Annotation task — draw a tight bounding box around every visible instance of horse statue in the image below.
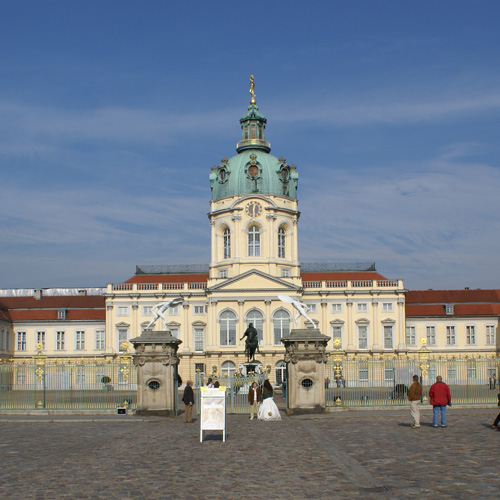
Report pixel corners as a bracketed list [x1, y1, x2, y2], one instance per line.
[240, 323, 260, 362]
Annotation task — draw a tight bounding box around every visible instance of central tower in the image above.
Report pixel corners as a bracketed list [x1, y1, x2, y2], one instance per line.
[208, 77, 301, 286]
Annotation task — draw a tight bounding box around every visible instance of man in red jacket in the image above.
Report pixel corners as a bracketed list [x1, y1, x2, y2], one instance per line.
[429, 375, 451, 427]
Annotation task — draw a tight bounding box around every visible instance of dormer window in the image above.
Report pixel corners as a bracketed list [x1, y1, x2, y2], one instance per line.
[57, 309, 66, 320]
[445, 304, 454, 315]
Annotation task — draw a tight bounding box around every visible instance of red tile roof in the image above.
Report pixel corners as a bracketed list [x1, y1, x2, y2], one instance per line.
[0, 295, 105, 322]
[406, 289, 500, 317]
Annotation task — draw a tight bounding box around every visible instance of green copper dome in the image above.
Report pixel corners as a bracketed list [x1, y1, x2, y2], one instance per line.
[210, 85, 299, 202]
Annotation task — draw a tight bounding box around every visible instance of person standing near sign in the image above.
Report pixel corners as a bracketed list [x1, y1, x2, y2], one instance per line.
[248, 381, 262, 420]
[182, 380, 194, 423]
[408, 375, 423, 429]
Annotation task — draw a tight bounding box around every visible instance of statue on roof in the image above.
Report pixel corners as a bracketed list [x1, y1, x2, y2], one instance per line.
[278, 294, 317, 329]
[249, 75, 256, 105]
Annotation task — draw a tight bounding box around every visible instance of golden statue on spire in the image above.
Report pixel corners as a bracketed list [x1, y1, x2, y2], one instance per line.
[249, 75, 256, 105]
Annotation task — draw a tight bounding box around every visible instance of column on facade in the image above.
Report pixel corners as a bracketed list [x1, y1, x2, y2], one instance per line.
[182, 303, 190, 351]
[266, 214, 276, 259]
[264, 299, 272, 346]
[397, 299, 405, 350]
[231, 214, 241, 266]
[371, 299, 379, 350]
[210, 219, 217, 264]
[321, 299, 328, 339]
[131, 301, 139, 337]
[346, 299, 354, 350]
[292, 218, 298, 262]
[207, 299, 217, 348]
[105, 302, 114, 356]
[238, 299, 245, 348]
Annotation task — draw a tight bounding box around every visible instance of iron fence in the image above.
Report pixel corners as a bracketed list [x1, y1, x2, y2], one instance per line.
[0, 359, 137, 410]
[325, 356, 500, 407]
[194, 372, 267, 414]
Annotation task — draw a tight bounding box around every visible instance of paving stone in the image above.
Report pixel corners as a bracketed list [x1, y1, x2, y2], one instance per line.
[0, 408, 498, 499]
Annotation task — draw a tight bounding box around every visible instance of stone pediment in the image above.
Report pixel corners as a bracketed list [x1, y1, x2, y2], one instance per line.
[209, 269, 300, 293]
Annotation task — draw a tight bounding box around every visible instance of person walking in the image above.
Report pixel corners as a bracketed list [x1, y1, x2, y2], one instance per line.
[182, 380, 194, 423]
[408, 374, 423, 429]
[429, 375, 451, 427]
[248, 381, 262, 420]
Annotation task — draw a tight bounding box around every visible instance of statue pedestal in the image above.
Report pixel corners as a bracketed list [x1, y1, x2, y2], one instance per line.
[240, 361, 263, 376]
[130, 330, 182, 417]
[281, 329, 330, 415]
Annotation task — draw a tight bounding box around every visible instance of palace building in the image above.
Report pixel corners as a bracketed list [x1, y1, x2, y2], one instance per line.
[0, 84, 498, 383]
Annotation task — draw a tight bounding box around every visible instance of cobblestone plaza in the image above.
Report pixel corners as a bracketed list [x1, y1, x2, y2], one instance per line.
[1, 407, 498, 499]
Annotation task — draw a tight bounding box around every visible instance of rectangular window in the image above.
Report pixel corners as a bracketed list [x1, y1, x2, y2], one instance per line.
[445, 304, 454, 315]
[467, 366, 477, 379]
[57, 309, 66, 319]
[193, 305, 206, 314]
[0, 329, 4, 350]
[76, 367, 85, 385]
[486, 325, 496, 345]
[405, 326, 416, 346]
[426, 326, 436, 346]
[16, 332, 26, 351]
[332, 326, 342, 343]
[56, 331, 65, 350]
[446, 326, 456, 345]
[331, 303, 343, 313]
[280, 268, 291, 278]
[218, 269, 228, 279]
[143, 306, 153, 316]
[195, 363, 205, 374]
[75, 331, 85, 350]
[117, 306, 128, 316]
[194, 327, 204, 352]
[359, 365, 369, 381]
[466, 325, 476, 345]
[306, 304, 317, 313]
[447, 365, 457, 380]
[357, 303, 368, 313]
[167, 306, 179, 315]
[95, 330, 105, 350]
[117, 329, 128, 352]
[358, 326, 368, 349]
[36, 331, 46, 348]
[383, 326, 393, 349]
[384, 368, 394, 381]
[382, 303, 393, 312]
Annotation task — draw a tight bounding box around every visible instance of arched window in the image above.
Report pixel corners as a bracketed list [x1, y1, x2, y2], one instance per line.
[273, 309, 290, 345]
[245, 309, 264, 345]
[223, 228, 231, 259]
[220, 310, 237, 346]
[221, 360, 236, 377]
[275, 360, 287, 385]
[278, 227, 286, 258]
[248, 226, 260, 257]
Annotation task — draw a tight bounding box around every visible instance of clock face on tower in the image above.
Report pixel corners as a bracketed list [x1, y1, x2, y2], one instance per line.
[245, 201, 262, 217]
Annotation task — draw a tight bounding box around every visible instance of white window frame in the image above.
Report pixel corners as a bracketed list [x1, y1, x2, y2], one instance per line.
[278, 227, 286, 258]
[331, 303, 343, 313]
[446, 326, 456, 345]
[306, 304, 317, 313]
[17, 331, 26, 351]
[95, 330, 105, 350]
[357, 303, 368, 313]
[117, 306, 129, 317]
[445, 304, 454, 315]
[273, 309, 290, 345]
[383, 325, 393, 349]
[358, 325, 368, 349]
[382, 302, 393, 312]
[223, 228, 231, 259]
[218, 269, 228, 279]
[36, 331, 46, 348]
[405, 326, 416, 346]
[426, 326, 436, 346]
[193, 305, 206, 315]
[331, 325, 343, 345]
[142, 306, 153, 316]
[75, 331, 85, 351]
[280, 268, 291, 278]
[219, 310, 237, 346]
[57, 309, 66, 320]
[56, 331, 65, 350]
[221, 360, 236, 377]
[486, 325, 496, 345]
[117, 328, 128, 352]
[248, 226, 261, 257]
[194, 327, 205, 352]
[167, 306, 180, 315]
[466, 325, 476, 345]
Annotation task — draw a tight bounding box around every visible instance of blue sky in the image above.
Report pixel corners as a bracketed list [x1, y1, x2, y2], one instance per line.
[1, 1, 499, 291]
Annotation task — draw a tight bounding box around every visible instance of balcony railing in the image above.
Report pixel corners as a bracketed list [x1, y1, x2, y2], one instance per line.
[303, 279, 402, 290]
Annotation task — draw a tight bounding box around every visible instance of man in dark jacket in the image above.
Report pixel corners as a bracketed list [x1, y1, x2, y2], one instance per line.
[182, 380, 194, 423]
[429, 376, 451, 427]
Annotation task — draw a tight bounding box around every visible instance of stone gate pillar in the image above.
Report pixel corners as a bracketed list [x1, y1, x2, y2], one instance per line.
[130, 330, 182, 417]
[281, 329, 330, 415]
